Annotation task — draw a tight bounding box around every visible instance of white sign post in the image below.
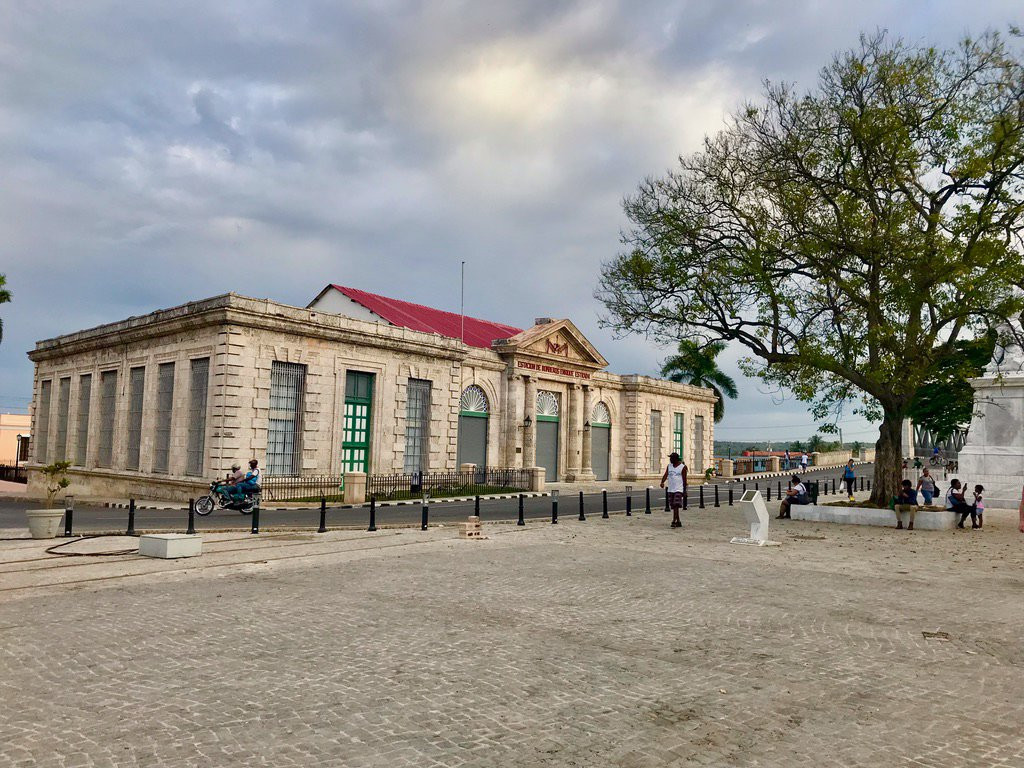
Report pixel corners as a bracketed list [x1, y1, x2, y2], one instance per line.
[731, 490, 779, 546]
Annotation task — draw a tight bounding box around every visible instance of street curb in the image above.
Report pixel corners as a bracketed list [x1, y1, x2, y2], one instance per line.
[102, 491, 550, 512]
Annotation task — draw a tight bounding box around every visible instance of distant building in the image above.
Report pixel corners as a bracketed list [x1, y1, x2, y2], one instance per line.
[0, 413, 30, 465]
[26, 286, 715, 500]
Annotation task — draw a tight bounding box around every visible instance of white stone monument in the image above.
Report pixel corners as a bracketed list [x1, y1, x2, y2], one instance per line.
[731, 490, 779, 546]
[956, 324, 1024, 509]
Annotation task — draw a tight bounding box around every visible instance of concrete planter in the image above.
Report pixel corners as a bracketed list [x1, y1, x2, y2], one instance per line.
[790, 503, 955, 530]
[25, 508, 65, 539]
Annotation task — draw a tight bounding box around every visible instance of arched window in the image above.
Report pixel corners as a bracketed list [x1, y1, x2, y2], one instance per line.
[591, 401, 611, 425]
[459, 385, 489, 415]
[536, 391, 559, 418]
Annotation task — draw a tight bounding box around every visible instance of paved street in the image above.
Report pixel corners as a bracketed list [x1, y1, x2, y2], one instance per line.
[1, 498, 1021, 767]
[0, 465, 867, 533]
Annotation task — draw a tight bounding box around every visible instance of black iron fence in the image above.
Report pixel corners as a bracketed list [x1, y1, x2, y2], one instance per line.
[261, 474, 345, 502]
[368, 468, 530, 502]
[0, 464, 27, 483]
[261, 468, 531, 503]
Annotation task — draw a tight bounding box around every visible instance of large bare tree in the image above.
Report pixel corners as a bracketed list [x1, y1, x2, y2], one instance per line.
[598, 31, 1024, 505]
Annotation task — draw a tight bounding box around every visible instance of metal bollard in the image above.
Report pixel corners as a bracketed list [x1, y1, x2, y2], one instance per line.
[187, 498, 196, 535]
[767, 484, 772, 502]
[683, 485, 688, 510]
[551, 490, 559, 524]
[63, 496, 74, 537]
[421, 498, 429, 531]
[699, 486, 705, 509]
[778, 480, 782, 498]
[832, 478, 836, 495]
[664, 488, 669, 511]
[250, 502, 260, 534]
[743, 482, 747, 492]
[578, 491, 586, 521]
[368, 496, 378, 532]
[714, 484, 720, 507]
[602, 489, 609, 519]
[728, 487, 734, 506]
[626, 493, 632, 516]
[318, 497, 327, 533]
[475, 494, 480, 518]
[860, 477, 864, 492]
[126, 498, 136, 536]
[517, 494, 525, 526]
[867, 479, 871, 492]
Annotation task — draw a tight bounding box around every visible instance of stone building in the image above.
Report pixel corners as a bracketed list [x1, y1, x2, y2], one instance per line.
[26, 286, 715, 500]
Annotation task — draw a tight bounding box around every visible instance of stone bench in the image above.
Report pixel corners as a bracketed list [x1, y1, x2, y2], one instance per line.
[789, 503, 955, 530]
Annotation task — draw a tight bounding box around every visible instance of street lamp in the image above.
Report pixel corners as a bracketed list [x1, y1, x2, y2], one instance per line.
[524, 414, 532, 428]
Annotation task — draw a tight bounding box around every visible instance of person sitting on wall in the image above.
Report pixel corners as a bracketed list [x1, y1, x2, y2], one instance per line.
[230, 459, 261, 502]
[777, 475, 810, 520]
[945, 479, 975, 529]
[895, 479, 919, 530]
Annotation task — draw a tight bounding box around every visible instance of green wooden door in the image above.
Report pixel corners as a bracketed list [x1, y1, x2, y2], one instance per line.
[342, 372, 374, 473]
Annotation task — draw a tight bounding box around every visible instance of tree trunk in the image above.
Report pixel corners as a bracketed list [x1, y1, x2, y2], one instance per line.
[871, 412, 904, 507]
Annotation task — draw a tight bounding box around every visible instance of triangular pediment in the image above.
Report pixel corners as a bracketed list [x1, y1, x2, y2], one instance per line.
[493, 319, 608, 369]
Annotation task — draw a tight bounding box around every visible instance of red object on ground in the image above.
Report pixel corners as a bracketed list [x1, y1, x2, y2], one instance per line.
[332, 285, 523, 349]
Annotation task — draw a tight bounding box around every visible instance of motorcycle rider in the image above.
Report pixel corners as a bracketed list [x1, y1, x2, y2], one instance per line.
[226, 463, 245, 485]
[229, 459, 261, 503]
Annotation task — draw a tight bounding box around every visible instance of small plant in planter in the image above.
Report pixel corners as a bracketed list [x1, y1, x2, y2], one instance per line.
[40, 461, 72, 508]
[25, 461, 72, 539]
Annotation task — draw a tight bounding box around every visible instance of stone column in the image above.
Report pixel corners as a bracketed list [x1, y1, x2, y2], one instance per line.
[564, 384, 581, 480]
[580, 385, 594, 477]
[522, 376, 537, 469]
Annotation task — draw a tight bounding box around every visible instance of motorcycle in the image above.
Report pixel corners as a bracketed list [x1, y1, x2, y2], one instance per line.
[195, 481, 261, 516]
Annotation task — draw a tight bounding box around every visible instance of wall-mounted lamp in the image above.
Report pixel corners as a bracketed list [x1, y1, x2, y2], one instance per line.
[583, 421, 591, 431]
[524, 415, 533, 428]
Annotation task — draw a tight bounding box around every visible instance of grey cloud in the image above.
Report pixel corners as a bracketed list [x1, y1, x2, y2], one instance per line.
[1, 0, 1019, 441]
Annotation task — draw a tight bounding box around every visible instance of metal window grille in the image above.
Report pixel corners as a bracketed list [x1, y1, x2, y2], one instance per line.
[35, 380, 52, 464]
[403, 379, 431, 473]
[97, 370, 118, 467]
[153, 363, 174, 474]
[673, 412, 684, 456]
[75, 374, 91, 465]
[267, 361, 306, 475]
[54, 377, 71, 461]
[126, 366, 146, 470]
[650, 410, 662, 472]
[186, 358, 210, 476]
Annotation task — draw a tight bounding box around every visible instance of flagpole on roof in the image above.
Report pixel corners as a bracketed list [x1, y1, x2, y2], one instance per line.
[460, 261, 466, 344]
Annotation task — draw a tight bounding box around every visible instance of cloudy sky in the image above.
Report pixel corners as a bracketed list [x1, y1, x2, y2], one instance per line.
[1, 0, 1019, 444]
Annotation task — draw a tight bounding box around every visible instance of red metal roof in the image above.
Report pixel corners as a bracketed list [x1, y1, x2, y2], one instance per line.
[331, 285, 523, 349]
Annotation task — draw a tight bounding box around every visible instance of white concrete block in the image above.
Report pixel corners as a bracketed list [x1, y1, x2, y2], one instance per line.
[790, 504, 955, 530]
[139, 534, 203, 559]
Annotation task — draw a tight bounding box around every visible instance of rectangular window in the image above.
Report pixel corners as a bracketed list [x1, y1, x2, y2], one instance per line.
[75, 374, 92, 465]
[186, 358, 210, 476]
[267, 361, 306, 475]
[126, 366, 146, 470]
[97, 370, 118, 467]
[153, 363, 175, 474]
[36, 380, 52, 463]
[673, 412, 684, 457]
[650, 410, 662, 473]
[403, 379, 431, 473]
[342, 371, 374, 473]
[54, 377, 71, 461]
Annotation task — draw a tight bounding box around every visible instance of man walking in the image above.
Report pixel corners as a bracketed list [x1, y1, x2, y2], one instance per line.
[800, 452, 809, 471]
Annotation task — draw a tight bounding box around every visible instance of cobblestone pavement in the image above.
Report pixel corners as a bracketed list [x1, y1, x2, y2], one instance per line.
[1, 505, 1022, 767]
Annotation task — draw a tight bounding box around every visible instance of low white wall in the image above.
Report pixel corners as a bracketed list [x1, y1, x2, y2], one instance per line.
[790, 503, 955, 530]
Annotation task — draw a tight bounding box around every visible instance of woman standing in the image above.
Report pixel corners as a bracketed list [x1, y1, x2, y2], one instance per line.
[842, 460, 856, 501]
[916, 468, 936, 506]
[660, 452, 688, 528]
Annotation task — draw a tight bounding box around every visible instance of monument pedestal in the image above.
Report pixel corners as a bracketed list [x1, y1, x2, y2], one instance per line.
[957, 373, 1024, 509]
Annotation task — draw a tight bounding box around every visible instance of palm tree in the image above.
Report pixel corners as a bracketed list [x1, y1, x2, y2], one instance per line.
[660, 340, 738, 422]
[0, 274, 9, 345]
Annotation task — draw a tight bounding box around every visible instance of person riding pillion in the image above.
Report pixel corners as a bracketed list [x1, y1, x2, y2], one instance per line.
[231, 459, 261, 501]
